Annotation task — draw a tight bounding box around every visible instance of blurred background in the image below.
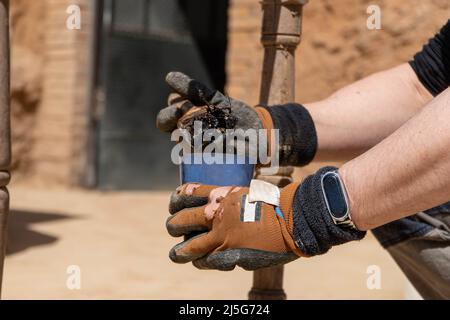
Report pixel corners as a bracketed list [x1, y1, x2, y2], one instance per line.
[3, 0, 449, 299]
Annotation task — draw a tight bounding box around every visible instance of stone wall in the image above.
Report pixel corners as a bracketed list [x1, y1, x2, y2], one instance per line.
[10, 0, 45, 178]
[11, 0, 91, 186]
[226, 0, 449, 177]
[227, 0, 449, 104]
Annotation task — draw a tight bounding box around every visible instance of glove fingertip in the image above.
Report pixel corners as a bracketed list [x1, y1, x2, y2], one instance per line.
[166, 214, 209, 237]
[165, 71, 186, 84]
[165, 216, 179, 237]
[169, 243, 198, 264]
[165, 71, 191, 96]
[168, 192, 184, 215]
[169, 247, 186, 263]
[169, 192, 209, 215]
[193, 253, 237, 271]
[156, 105, 182, 132]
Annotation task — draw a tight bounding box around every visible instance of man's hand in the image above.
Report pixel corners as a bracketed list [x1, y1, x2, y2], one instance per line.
[166, 182, 302, 271]
[156, 71, 318, 167]
[166, 167, 367, 270]
[156, 72, 263, 133]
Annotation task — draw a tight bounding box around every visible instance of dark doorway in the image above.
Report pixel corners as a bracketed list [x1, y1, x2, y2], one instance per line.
[98, 0, 229, 189]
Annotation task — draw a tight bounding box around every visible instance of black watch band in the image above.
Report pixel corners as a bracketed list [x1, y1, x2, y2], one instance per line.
[320, 171, 357, 229]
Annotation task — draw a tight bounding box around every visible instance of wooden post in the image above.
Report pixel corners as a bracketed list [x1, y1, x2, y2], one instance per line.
[0, 0, 10, 298]
[248, 0, 307, 300]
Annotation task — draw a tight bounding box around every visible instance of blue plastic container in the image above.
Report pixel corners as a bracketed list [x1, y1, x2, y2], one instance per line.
[180, 153, 255, 186]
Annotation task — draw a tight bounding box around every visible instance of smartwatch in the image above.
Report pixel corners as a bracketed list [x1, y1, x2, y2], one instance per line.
[320, 171, 357, 229]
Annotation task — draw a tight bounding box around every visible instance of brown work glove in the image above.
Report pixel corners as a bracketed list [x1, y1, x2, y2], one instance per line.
[166, 181, 303, 271]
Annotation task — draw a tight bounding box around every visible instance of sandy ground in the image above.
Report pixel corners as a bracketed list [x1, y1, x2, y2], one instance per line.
[2, 185, 411, 300]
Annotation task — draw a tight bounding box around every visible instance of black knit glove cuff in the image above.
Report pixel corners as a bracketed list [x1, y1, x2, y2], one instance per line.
[292, 166, 366, 256]
[261, 104, 317, 167]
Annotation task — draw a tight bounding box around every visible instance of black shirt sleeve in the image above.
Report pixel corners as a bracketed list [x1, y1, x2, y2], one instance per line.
[409, 19, 450, 96]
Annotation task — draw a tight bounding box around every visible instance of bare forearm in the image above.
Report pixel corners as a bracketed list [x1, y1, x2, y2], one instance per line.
[305, 63, 432, 161]
[340, 88, 450, 231]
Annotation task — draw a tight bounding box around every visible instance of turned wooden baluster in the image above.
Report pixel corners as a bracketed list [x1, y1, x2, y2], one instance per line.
[249, 0, 307, 300]
[0, 0, 10, 298]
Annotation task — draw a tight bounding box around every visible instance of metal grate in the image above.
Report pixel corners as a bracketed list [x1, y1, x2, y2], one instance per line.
[104, 0, 190, 40]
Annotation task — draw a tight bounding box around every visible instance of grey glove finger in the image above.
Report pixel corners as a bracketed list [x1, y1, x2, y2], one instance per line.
[165, 71, 218, 106]
[167, 92, 184, 105]
[192, 249, 298, 271]
[156, 99, 194, 132]
[166, 206, 211, 237]
[168, 191, 209, 215]
[169, 232, 216, 263]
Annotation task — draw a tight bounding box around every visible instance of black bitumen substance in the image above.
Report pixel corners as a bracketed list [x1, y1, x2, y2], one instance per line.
[181, 104, 237, 136]
[194, 105, 237, 132]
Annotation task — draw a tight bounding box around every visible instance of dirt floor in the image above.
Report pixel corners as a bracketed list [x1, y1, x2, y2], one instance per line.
[2, 185, 415, 300]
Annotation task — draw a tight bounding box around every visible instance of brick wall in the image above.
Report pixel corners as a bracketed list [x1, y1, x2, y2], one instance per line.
[226, 0, 263, 105]
[30, 0, 92, 186]
[227, 0, 449, 104]
[226, 0, 449, 179]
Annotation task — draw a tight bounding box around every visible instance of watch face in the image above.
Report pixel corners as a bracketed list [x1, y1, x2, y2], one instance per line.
[322, 172, 348, 219]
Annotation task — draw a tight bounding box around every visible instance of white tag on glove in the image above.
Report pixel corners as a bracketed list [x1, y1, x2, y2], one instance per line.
[248, 179, 280, 206]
